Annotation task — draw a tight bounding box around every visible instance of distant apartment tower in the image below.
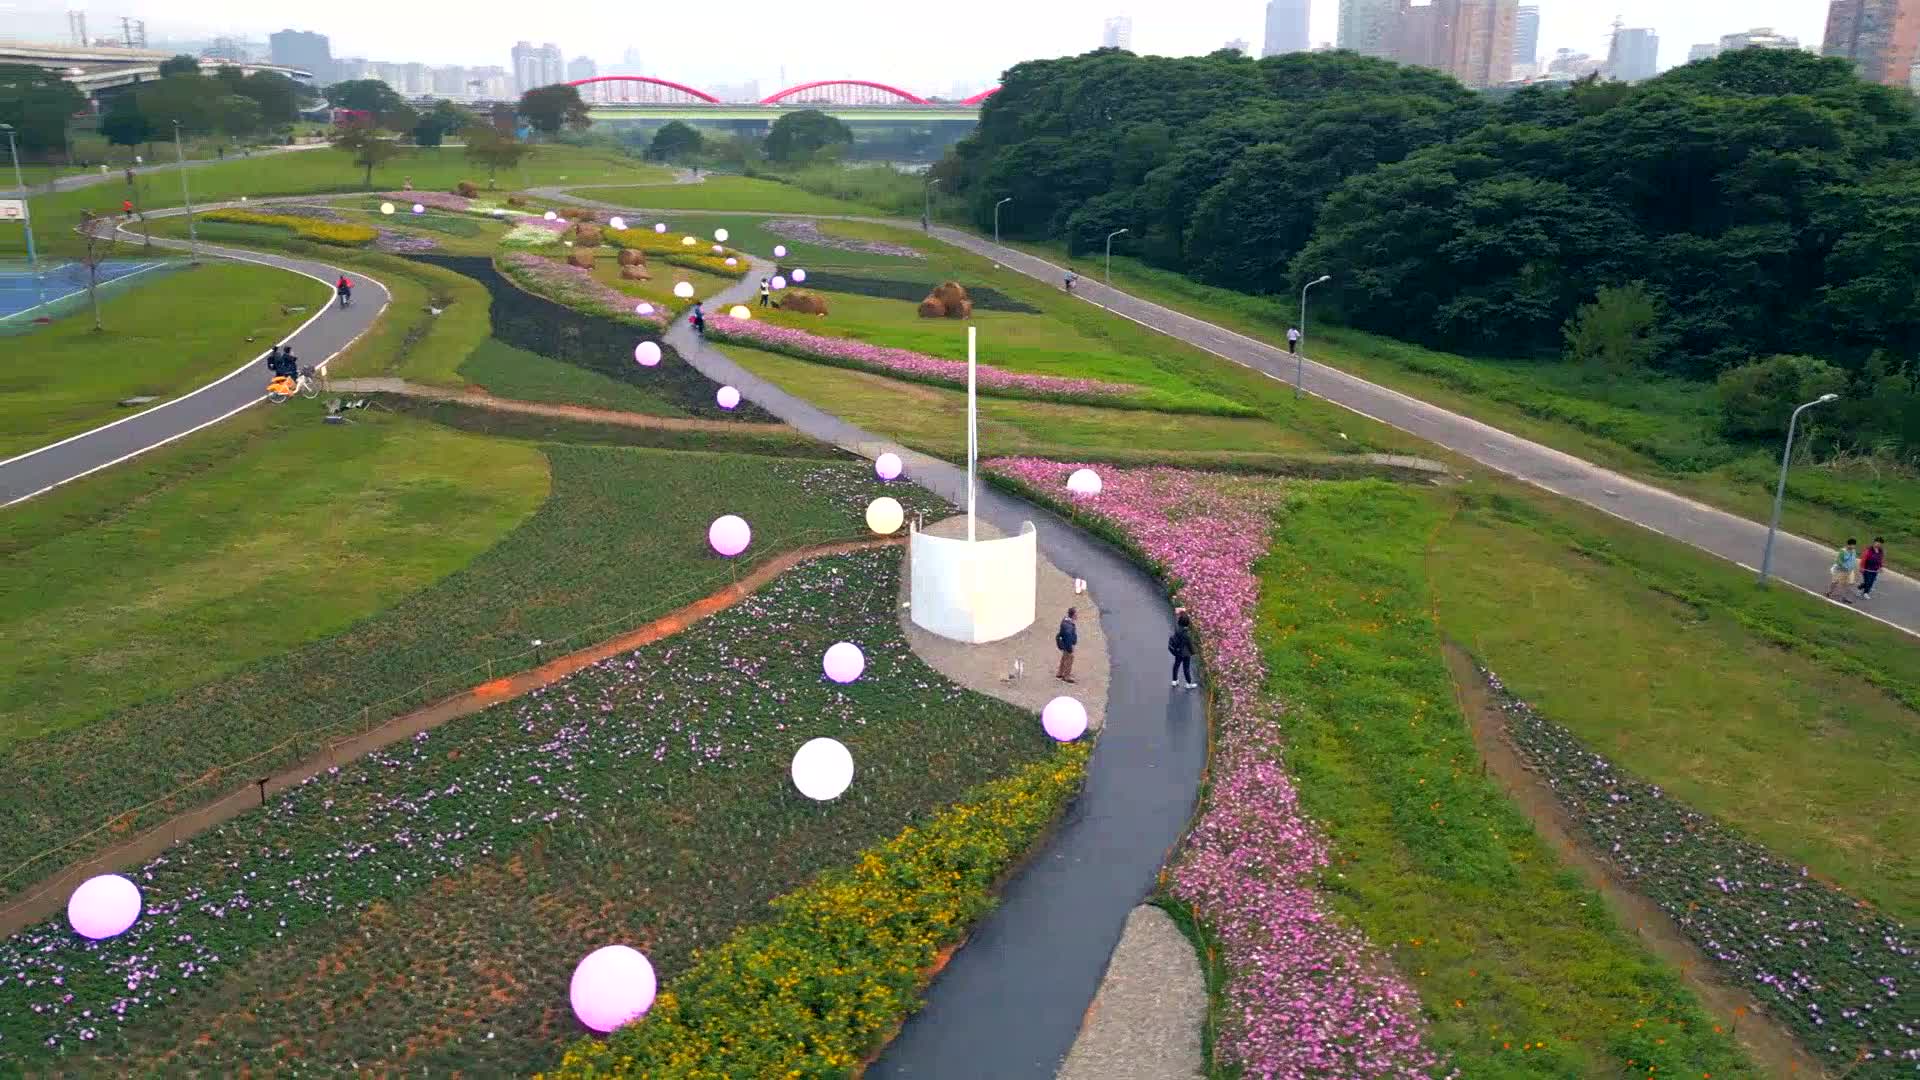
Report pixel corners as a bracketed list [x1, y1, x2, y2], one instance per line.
[1338, 0, 1398, 57]
[1721, 27, 1801, 51]
[1102, 15, 1133, 50]
[1263, 0, 1311, 56]
[1513, 4, 1539, 68]
[1391, 0, 1517, 88]
[511, 41, 540, 93]
[1607, 26, 1659, 81]
[270, 29, 333, 83]
[567, 55, 597, 82]
[1224, 38, 1252, 55]
[540, 43, 565, 85]
[1688, 43, 1722, 63]
[1823, 0, 1920, 87]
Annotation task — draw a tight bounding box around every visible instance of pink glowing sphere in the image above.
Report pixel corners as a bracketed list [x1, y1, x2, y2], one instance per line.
[411, 203, 425, 214]
[773, 244, 788, 258]
[1041, 696, 1088, 742]
[708, 514, 750, 556]
[609, 216, 627, 230]
[635, 302, 655, 316]
[716, 386, 741, 410]
[770, 275, 787, 290]
[724, 257, 738, 267]
[875, 452, 903, 481]
[823, 641, 866, 683]
[1066, 468, 1103, 497]
[792, 268, 807, 283]
[570, 945, 657, 1033]
[654, 222, 667, 233]
[634, 341, 662, 367]
[68, 874, 142, 940]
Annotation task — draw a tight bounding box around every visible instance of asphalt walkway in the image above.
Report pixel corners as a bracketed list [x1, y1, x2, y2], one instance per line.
[668, 263, 1208, 1078]
[0, 206, 388, 506]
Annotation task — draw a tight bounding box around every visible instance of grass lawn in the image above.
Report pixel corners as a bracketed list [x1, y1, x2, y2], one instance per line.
[16, 547, 1056, 1073]
[1430, 479, 1920, 919]
[581, 250, 738, 310]
[0, 439, 949, 895]
[642, 213, 927, 271]
[574, 176, 887, 215]
[0, 261, 317, 457]
[457, 336, 691, 416]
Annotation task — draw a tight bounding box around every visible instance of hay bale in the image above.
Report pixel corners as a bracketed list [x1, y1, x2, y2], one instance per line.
[455, 181, 479, 198]
[616, 248, 647, 267]
[571, 223, 603, 247]
[619, 264, 650, 281]
[783, 290, 829, 315]
[506, 193, 528, 207]
[944, 297, 973, 319]
[560, 207, 596, 222]
[917, 296, 946, 319]
[566, 249, 596, 269]
[931, 280, 970, 306]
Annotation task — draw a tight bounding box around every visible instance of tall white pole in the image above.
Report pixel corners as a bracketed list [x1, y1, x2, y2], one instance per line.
[967, 326, 977, 544]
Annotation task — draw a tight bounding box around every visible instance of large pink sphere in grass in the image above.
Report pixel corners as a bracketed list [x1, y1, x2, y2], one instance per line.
[570, 945, 657, 1033]
[716, 386, 741, 410]
[708, 514, 750, 556]
[1066, 468, 1103, 497]
[68, 874, 142, 940]
[823, 641, 866, 683]
[1042, 696, 1088, 742]
[792, 268, 807, 283]
[875, 452, 903, 481]
[654, 222, 668, 233]
[634, 341, 661, 367]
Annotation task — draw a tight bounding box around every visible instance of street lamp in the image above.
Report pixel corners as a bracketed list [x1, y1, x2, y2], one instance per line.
[1296, 274, 1332, 399]
[924, 177, 940, 233]
[172, 120, 198, 263]
[994, 196, 1011, 245]
[0, 123, 42, 309]
[1758, 392, 1840, 585]
[1104, 228, 1128, 283]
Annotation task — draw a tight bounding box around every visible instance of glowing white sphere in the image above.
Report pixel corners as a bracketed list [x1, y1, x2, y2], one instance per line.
[865, 496, 904, 535]
[1066, 468, 1103, 497]
[570, 945, 657, 1033]
[654, 222, 667, 233]
[544, 210, 558, 221]
[724, 257, 738, 267]
[875, 452, 903, 481]
[822, 641, 866, 683]
[728, 305, 751, 320]
[635, 302, 655, 316]
[711, 244, 724, 254]
[708, 514, 750, 556]
[1042, 696, 1089, 742]
[770, 275, 787, 290]
[634, 341, 662, 367]
[67, 874, 142, 940]
[792, 268, 807, 283]
[773, 244, 788, 258]
[412, 203, 425, 214]
[609, 215, 627, 230]
[681, 236, 697, 247]
[714, 227, 730, 241]
[673, 281, 695, 299]
[791, 737, 854, 801]
[716, 385, 741, 409]
[379, 202, 395, 215]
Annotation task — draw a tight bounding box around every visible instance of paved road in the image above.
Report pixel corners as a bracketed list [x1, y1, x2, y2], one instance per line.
[544, 186, 1920, 638]
[668, 262, 1208, 1078]
[0, 206, 389, 506]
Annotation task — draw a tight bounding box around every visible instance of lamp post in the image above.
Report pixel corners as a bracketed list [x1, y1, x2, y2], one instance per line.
[1296, 274, 1331, 399]
[923, 177, 939, 233]
[1758, 392, 1840, 585]
[994, 196, 1011, 245]
[1104, 227, 1128, 284]
[172, 120, 198, 263]
[0, 123, 42, 308]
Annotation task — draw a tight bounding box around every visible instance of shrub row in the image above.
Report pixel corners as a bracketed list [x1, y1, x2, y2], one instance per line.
[200, 208, 377, 247]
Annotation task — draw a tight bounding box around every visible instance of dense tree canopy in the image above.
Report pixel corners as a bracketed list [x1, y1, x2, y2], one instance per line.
[648, 120, 703, 163]
[0, 64, 86, 153]
[325, 79, 406, 120]
[941, 47, 1920, 448]
[517, 84, 590, 136]
[764, 110, 853, 164]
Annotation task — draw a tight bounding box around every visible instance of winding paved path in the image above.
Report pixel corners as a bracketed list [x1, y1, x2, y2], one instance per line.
[669, 261, 1208, 1077]
[0, 206, 388, 506]
[542, 186, 1920, 638]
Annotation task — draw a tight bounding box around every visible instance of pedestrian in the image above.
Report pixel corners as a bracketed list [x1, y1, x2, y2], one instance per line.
[1826, 537, 1860, 603]
[124, 166, 134, 186]
[217, 145, 224, 160]
[121, 198, 134, 220]
[264, 345, 284, 379]
[1064, 270, 1077, 293]
[1169, 614, 1197, 689]
[1054, 607, 1079, 683]
[1287, 326, 1301, 354]
[690, 302, 706, 336]
[1860, 537, 1886, 599]
[759, 278, 771, 307]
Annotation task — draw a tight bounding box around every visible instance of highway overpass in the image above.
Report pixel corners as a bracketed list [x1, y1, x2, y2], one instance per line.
[1, 40, 313, 101]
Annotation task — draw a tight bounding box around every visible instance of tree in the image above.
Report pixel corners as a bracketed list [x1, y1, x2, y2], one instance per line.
[0, 63, 87, 153]
[412, 100, 472, 148]
[517, 84, 589, 137]
[236, 70, 306, 125]
[764, 109, 853, 164]
[1717, 355, 1849, 439]
[1562, 282, 1666, 374]
[325, 79, 405, 117]
[98, 95, 152, 154]
[331, 123, 401, 188]
[648, 120, 703, 163]
[134, 74, 220, 137]
[157, 54, 200, 77]
[212, 94, 263, 137]
[463, 125, 530, 187]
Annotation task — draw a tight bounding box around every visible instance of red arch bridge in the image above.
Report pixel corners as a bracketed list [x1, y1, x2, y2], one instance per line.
[566, 75, 999, 110]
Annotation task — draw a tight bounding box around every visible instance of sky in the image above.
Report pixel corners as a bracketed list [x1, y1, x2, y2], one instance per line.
[2, 0, 1836, 94]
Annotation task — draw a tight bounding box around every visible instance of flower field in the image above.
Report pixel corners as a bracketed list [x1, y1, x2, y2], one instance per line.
[498, 251, 668, 327]
[603, 229, 750, 278]
[4, 547, 1062, 1072]
[375, 191, 473, 213]
[780, 270, 1040, 314]
[763, 218, 924, 259]
[199, 208, 376, 247]
[1483, 666, 1917, 1074]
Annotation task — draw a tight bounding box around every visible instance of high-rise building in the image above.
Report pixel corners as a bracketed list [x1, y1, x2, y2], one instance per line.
[1720, 27, 1800, 51]
[1688, 43, 1722, 62]
[1263, 0, 1311, 56]
[1224, 38, 1252, 55]
[1101, 15, 1133, 50]
[1390, 0, 1517, 88]
[511, 41, 540, 93]
[270, 29, 333, 82]
[1338, 0, 1398, 57]
[567, 55, 597, 82]
[609, 46, 643, 76]
[1547, 47, 1602, 77]
[540, 43, 565, 86]
[1513, 4, 1539, 68]
[1607, 25, 1660, 81]
[1823, 0, 1920, 88]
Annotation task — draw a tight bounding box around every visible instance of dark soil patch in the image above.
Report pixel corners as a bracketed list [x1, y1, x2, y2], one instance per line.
[781, 270, 1041, 314]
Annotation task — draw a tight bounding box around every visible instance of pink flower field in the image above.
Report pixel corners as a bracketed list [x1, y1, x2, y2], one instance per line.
[986, 458, 1450, 1079]
[376, 191, 472, 212]
[499, 252, 668, 326]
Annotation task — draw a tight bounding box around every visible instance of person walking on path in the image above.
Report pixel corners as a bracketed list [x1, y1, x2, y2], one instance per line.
[1826, 538, 1861, 603]
[1860, 538, 1886, 599]
[1287, 327, 1302, 354]
[1063, 270, 1077, 293]
[1169, 614, 1197, 689]
[335, 275, 353, 308]
[690, 302, 706, 336]
[1055, 607, 1079, 683]
[759, 278, 771, 307]
[121, 198, 135, 220]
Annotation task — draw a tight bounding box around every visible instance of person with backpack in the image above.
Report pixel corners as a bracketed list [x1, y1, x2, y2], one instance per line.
[1169, 614, 1197, 689]
[1054, 607, 1079, 683]
[1826, 538, 1861, 603]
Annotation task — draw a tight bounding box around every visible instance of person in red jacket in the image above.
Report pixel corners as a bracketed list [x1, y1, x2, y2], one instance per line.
[1860, 537, 1887, 599]
[121, 199, 134, 219]
[335, 276, 352, 308]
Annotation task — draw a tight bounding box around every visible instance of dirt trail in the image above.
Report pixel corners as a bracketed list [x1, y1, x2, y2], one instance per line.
[1442, 642, 1828, 1079]
[327, 378, 795, 434]
[0, 538, 898, 938]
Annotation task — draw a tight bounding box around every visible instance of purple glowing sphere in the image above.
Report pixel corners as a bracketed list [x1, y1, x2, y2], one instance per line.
[823, 642, 866, 684]
[634, 341, 662, 367]
[773, 244, 788, 258]
[716, 385, 741, 410]
[68, 874, 142, 940]
[792, 268, 807, 283]
[875, 452, 903, 481]
[1041, 696, 1088, 742]
[570, 945, 657, 1033]
[708, 514, 751, 557]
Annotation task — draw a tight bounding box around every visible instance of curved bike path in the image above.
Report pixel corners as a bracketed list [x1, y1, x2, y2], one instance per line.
[668, 260, 1208, 1078]
[543, 186, 1920, 639]
[0, 205, 389, 507]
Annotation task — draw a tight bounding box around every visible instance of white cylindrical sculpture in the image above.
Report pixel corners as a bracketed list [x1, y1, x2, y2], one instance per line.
[909, 522, 1039, 644]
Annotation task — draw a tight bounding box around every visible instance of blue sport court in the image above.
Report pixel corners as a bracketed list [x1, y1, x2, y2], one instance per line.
[0, 260, 173, 320]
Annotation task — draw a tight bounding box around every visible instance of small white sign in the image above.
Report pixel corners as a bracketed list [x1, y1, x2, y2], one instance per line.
[0, 200, 24, 222]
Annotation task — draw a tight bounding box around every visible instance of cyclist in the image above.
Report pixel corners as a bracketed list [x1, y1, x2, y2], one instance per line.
[335, 275, 353, 308]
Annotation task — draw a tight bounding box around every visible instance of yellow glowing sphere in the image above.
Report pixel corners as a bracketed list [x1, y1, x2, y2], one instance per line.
[728, 305, 751, 320]
[865, 497, 905, 536]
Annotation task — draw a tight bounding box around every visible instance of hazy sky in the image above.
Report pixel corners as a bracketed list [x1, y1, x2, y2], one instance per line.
[3, 0, 1835, 93]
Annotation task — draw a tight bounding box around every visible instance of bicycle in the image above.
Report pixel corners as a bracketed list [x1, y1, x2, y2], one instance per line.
[267, 366, 320, 402]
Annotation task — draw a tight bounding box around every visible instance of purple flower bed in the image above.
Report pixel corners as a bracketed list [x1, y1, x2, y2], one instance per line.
[376, 191, 472, 212]
[705, 318, 1135, 400]
[498, 252, 667, 327]
[375, 230, 438, 254]
[268, 204, 348, 223]
[987, 458, 1449, 1079]
[1484, 666, 1917, 1073]
[764, 218, 923, 259]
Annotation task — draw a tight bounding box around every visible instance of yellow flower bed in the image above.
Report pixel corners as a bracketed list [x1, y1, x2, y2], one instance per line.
[604, 230, 749, 278]
[201, 208, 378, 247]
[543, 743, 1089, 1079]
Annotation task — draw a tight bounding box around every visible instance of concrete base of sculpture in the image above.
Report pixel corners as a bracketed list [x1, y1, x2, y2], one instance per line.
[909, 515, 1037, 645]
